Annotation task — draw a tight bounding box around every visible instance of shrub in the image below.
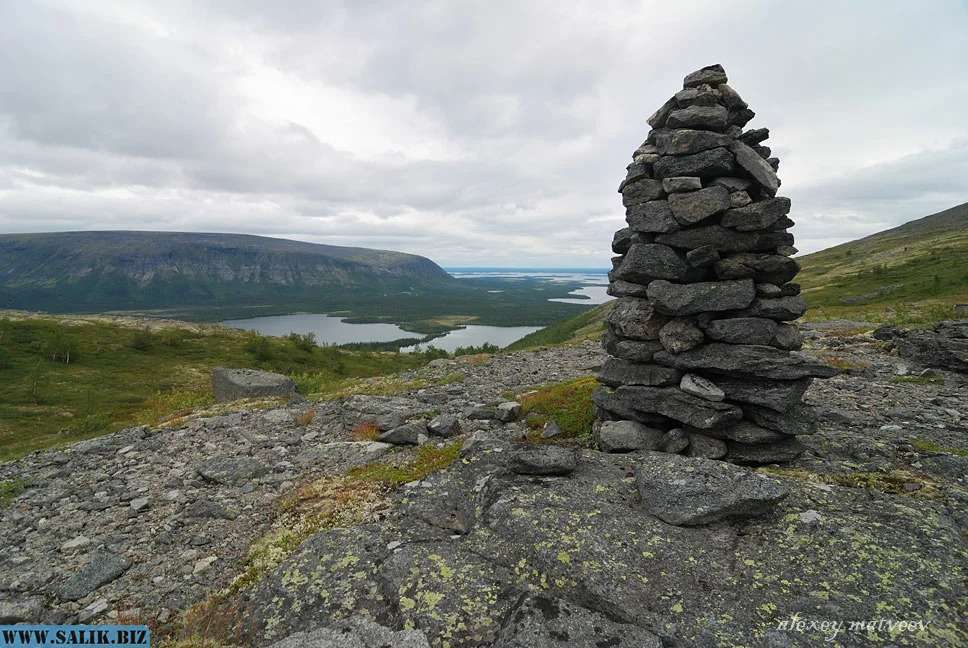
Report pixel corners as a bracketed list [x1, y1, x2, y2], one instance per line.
[129, 327, 154, 352]
[244, 334, 273, 363]
[294, 409, 316, 426]
[350, 421, 380, 441]
[349, 441, 462, 486]
[286, 332, 318, 353]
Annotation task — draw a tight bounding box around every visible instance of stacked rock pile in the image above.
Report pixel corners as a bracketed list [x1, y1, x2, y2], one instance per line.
[594, 64, 837, 464]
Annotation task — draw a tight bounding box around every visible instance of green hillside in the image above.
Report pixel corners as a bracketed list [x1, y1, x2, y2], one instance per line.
[507, 301, 613, 350]
[797, 202, 968, 324]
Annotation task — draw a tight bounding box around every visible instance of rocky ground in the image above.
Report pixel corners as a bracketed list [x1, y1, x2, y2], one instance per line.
[1, 326, 966, 647]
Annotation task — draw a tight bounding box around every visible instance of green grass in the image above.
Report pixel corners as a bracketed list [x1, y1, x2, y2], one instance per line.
[518, 376, 598, 445]
[797, 202, 968, 326]
[0, 316, 444, 462]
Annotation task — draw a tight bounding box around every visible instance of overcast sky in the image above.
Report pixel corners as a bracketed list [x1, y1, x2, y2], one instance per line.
[1, 1, 966, 267]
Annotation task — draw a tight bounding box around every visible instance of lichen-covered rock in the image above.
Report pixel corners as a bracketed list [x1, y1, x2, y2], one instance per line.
[634, 452, 787, 525]
[268, 618, 431, 648]
[212, 367, 297, 403]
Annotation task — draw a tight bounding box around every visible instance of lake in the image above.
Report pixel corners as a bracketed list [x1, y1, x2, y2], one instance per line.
[222, 313, 542, 350]
[222, 268, 610, 350]
[401, 325, 542, 353]
[222, 313, 413, 345]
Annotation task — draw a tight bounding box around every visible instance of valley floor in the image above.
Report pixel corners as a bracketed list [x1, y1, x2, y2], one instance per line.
[0, 328, 965, 646]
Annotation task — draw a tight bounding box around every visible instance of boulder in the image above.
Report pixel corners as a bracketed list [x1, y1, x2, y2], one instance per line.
[378, 422, 425, 446]
[896, 321, 968, 373]
[715, 253, 800, 285]
[721, 197, 791, 231]
[511, 446, 577, 476]
[683, 63, 728, 88]
[626, 200, 679, 233]
[679, 373, 724, 402]
[611, 227, 633, 254]
[666, 105, 729, 131]
[615, 243, 690, 283]
[658, 318, 705, 353]
[602, 331, 664, 362]
[686, 433, 727, 459]
[660, 428, 690, 454]
[212, 368, 296, 403]
[654, 343, 838, 380]
[427, 414, 461, 438]
[668, 186, 731, 226]
[496, 401, 523, 423]
[598, 420, 664, 453]
[729, 141, 780, 193]
[647, 279, 755, 316]
[634, 452, 788, 526]
[661, 176, 702, 193]
[607, 279, 651, 298]
[606, 297, 669, 340]
[621, 178, 665, 207]
[685, 245, 720, 268]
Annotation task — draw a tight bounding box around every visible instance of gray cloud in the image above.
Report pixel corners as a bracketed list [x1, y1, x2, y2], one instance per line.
[1, 0, 966, 265]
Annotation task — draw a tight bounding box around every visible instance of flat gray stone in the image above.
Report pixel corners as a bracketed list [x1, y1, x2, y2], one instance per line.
[679, 373, 724, 402]
[686, 433, 727, 459]
[496, 401, 522, 423]
[721, 197, 791, 231]
[683, 63, 727, 88]
[654, 343, 839, 380]
[268, 617, 430, 648]
[652, 147, 736, 179]
[704, 317, 778, 345]
[635, 452, 788, 526]
[667, 105, 729, 131]
[715, 253, 800, 285]
[656, 225, 793, 253]
[378, 422, 425, 446]
[598, 358, 682, 388]
[494, 595, 662, 648]
[196, 455, 268, 485]
[427, 414, 461, 437]
[656, 129, 731, 156]
[730, 141, 780, 193]
[595, 385, 742, 430]
[661, 176, 702, 193]
[621, 178, 665, 207]
[648, 279, 755, 316]
[57, 550, 131, 601]
[727, 438, 805, 465]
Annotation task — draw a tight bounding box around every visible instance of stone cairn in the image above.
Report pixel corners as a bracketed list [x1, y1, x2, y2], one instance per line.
[594, 64, 837, 465]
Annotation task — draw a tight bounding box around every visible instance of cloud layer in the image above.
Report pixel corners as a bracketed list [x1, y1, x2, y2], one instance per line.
[1, 0, 966, 265]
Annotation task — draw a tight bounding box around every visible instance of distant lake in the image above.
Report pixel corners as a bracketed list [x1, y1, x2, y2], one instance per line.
[401, 325, 542, 353]
[222, 313, 541, 350]
[223, 313, 412, 345]
[449, 267, 611, 305]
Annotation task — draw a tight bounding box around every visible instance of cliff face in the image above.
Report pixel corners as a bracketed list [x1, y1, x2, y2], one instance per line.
[0, 231, 454, 311]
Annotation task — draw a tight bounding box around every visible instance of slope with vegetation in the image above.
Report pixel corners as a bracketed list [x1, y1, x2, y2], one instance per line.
[0, 313, 447, 461]
[797, 201, 968, 324]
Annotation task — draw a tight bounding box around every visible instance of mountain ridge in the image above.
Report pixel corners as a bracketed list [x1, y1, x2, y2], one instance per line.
[0, 230, 454, 313]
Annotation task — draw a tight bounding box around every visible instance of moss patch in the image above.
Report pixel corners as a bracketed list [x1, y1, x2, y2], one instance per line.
[349, 441, 462, 487]
[910, 437, 968, 457]
[0, 478, 27, 508]
[518, 376, 598, 445]
[759, 467, 941, 497]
